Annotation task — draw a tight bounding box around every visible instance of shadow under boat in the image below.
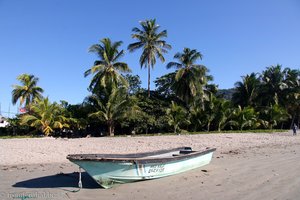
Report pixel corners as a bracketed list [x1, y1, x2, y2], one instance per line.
[13, 172, 100, 189]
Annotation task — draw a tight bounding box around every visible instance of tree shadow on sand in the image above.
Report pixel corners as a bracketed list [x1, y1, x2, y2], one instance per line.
[12, 172, 100, 189]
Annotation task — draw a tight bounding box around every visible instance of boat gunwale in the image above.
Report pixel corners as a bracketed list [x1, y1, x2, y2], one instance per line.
[67, 147, 216, 164]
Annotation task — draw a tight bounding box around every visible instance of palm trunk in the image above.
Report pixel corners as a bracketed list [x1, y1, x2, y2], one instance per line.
[290, 114, 296, 129]
[148, 61, 151, 98]
[108, 121, 114, 137]
[218, 123, 221, 132]
[207, 122, 210, 132]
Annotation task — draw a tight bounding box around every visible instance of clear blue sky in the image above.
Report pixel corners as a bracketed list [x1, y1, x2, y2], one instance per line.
[0, 0, 299, 116]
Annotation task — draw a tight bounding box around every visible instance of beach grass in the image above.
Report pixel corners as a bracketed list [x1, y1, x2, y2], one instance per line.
[0, 135, 36, 139]
[0, 129, 288, 138]
[189, 129, 288, 134]
[123, 129, 288, 137]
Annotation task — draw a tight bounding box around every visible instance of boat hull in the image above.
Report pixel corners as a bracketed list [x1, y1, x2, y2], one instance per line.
[69, 148, 215, 188]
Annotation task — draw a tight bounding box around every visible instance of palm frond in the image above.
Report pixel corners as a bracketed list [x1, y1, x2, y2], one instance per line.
[175, 68, 186, 81]
[112, 50, 125, 62]
[113, 62, 131, 73]
[166, 62, 182, 69]
[127, 42, 144, 52]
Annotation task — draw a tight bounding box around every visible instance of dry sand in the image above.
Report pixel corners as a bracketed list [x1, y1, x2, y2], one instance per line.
[1, 132, 300, 200]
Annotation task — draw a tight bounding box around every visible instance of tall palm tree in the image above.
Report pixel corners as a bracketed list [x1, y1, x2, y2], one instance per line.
[85, 38, 131, 93]
[166, 48, 209, 105]
[20, 98, 70, 136]
[12, 74, 44, 108]
[259, 65, 287, 106]
[282, 68, 300, 127]
[232, 73, 260, 108]
[128, 19, 172, 97]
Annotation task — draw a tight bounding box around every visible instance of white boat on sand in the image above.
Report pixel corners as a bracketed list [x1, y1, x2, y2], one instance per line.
[67, 147, 216, 188]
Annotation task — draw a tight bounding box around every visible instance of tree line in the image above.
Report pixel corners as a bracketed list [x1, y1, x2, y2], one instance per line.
[4, 19, 300, 137]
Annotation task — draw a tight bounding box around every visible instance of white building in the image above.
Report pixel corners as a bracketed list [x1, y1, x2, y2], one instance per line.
[0, 115, 9, 128]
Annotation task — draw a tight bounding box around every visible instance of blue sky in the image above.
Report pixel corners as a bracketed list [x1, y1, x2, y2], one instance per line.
[0, 0, 299, 116]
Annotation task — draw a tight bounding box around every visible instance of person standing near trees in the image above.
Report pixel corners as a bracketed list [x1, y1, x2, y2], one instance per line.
[292, 124, 298, 136]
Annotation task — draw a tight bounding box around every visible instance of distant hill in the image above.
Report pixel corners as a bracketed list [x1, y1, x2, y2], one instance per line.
[217, 88, 235, 100]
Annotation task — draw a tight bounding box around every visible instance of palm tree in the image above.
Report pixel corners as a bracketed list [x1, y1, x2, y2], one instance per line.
[260, 104, 290, 129]
[85, 38, 131, 93]
[87, 87, 139, 136]
[259, 65, 287, 106]
[282, 68, 300, 128]
[232, 73, 260, 108]
[20, 98, 70, 136]
[203, 93, 218, 132]
[12, 74, 44, 108]
[128, 19, 172, 97]
[227, 106, 259, 131]
[166, 101, 190, 133]
[166, 48, 210, 105]
[214, 99, 233, 131]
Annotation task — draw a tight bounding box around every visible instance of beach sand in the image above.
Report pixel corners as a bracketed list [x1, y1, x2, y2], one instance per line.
[1, 132, 300, 200]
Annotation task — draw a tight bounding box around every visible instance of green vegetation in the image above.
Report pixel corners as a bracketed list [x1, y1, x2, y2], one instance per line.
[0, 135, 36, 139]
[86, 87, 139, 136]
[3, 19, 299, 137]
[20, 98, 72, 136]
[166, 101, 190, 133]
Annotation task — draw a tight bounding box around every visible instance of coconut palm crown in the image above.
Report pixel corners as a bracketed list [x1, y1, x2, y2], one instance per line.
[12, 74, 44, 107]
[128, 19, 172, 97]
[166, 48, 209, 105]
[232, 73, 260, 108]
[20, 98, 70, 136]
[85, 38, 131, 93]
